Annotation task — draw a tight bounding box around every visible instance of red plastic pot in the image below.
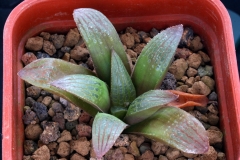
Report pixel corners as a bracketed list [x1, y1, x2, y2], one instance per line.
[3, 0, 240, 159]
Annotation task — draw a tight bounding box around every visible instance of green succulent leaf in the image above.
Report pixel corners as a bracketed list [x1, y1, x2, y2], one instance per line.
[110, 106, 128, 120]
[132, 25, 183, 95]
[92, 113, 128, 159]
[51, 74, 110, 113]
[73, 8, 131, 85]
[124, 90, 178, 125]
[111, 50, 136, 108]
[124, 106, 209, 154]
[18, 58, 99, 116]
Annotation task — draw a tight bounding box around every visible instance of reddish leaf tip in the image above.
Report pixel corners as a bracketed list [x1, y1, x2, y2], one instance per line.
[167, 90, 209, 108]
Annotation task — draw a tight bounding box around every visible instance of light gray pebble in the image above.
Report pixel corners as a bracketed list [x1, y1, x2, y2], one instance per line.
[139, 143, 151, 154]
[198, 65, 213, 77]
[208, 92, 218, 101]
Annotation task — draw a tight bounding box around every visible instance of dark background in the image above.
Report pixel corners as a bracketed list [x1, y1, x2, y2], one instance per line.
[0, 0, 240, 159]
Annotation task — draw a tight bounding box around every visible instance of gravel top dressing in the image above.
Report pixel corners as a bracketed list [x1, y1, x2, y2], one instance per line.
[21, 26, 225, 160]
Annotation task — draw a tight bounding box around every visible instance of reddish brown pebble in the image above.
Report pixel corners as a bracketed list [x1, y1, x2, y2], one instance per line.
[64, 28, 80, 47]
[187, 53, 202, 69]
[70, 137, 90, 156]
[133, 43, 146, 55]
[175, 48, 193, 60]
[138, 150, 154, 160]
[79, 111, 91, 123]
[25, 124, 43, 140]
[43, 40, 56, 56]
[70, 153, 87, 160]
[32, 145, 50, 160]
[25, 36, 43, 51]
[21, 52, 37, 66]
[57, 130, 72, 143]
[168, 58, 188, 80]
[76, 123, 92, 138]
[165, 148, 182, 160]
[120, 33, 135, 48]
[57, 142, 71, 158]
[70, 46, 89, 61]
[189, 36, 203, 52]
[40, 32, 51, 40]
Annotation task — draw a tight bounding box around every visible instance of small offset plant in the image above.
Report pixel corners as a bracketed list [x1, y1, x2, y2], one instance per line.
[18, 8, 209, 159]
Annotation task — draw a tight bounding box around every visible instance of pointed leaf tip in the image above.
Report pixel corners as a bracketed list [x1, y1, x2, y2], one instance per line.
[132, 24, 184, 95]
[18, 58, 95, 88]
[73, 8, 130, 84]
[167, 90, 208, 108]
[17, 58, 99, 116]
[92, 113, 127, 159]
[111, 50, 136, 109]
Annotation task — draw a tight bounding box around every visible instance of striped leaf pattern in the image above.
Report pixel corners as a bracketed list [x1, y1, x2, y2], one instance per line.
[111, 50, 136, 108]
[124, 90, 178, 124]
[17, 58, 99, 116]
[92, 113, 128, 159]
[73, 8, 130, 85]
[124, 107, 209, 154]
[132, 25, 183, 95]
[51, 74, 110, 113]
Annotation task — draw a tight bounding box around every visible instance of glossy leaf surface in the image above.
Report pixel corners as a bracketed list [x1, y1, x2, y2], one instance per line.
[92, 113, 127, 159]
[111, 50, 136, 108]
[124, 107, 209, 154]
[110, 106, 128, 119]
[73, 8, 131, 84]
[51, 74, 110, 113]
[18, 58, 99, 116]
[132, 25, 183, 95]
[124, 90, 178, 125]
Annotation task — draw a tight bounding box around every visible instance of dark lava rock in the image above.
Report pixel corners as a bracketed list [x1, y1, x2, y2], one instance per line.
[150, 28, 159, 38]
[65, 120, 78, 131]
[50, 34, 65, 49]
[52, 113, 65, 130]
[160, 72, 177, 90]
[23, 109, 39, 125]
[209, 91, 218, 101]
[25, 97, 36, 107]
[40, 90, 52, 97]
[24, 140, 38, 155]
[179, 27, 194, 48]
[36, 52, 51, 59]
[33, 102, 48, 121]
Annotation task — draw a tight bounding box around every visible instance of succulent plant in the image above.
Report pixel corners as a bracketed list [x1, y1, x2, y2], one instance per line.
[18, 8, 209, 159]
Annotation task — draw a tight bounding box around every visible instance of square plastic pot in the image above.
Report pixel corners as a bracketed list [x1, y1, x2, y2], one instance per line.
[3, 0, 240, 159]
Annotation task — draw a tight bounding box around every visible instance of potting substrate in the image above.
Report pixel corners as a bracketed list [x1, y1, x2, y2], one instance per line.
[21, 26, 224, 160]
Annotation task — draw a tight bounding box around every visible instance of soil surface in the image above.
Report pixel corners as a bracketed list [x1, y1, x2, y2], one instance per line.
[22, 27, 225, 160]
